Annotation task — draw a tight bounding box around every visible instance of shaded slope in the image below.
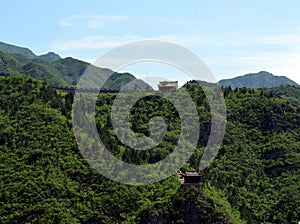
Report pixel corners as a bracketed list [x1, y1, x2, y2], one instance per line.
[22, 62, 68, 86]
[0, 51, 22, 76]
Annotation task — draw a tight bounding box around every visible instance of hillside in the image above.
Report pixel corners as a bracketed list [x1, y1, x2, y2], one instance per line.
[22, 62, 69, 87]
[0, 51, 22, 76]
[0, 41, 152, 90]
[0, 76, 239, 223]
[0, 52, 151, 91]
[269, 85, 300, 106]
[0, 41, 36, 59]
[0, 76, 299, 223]
[219, 71, 300, 89]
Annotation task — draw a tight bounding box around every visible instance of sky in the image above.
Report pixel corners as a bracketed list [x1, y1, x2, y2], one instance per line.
[1, 0, 300, 86]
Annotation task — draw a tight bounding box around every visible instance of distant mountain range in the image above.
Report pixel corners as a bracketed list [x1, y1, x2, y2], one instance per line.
[0, 41, 61, 63]
[0, 41, 152, 90]
[1, 41, 300, 92]
[219, 71, 299, 89]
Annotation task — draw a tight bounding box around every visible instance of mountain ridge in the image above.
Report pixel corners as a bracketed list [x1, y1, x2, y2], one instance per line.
[1, 41, 299, 92]
[0, 41, 152, 90]
[219, 71, 299, 89]
[0, 41, 36, 59]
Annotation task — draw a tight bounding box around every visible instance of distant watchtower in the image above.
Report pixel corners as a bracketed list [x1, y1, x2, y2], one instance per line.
[158, 81, 178, 91]
[177, 170, 204, 188]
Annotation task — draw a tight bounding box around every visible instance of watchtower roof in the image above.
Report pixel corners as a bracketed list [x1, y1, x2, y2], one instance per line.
[185, 172, 200, 176]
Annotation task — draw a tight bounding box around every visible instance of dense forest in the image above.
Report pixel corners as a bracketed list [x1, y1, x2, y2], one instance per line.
[0, 75, 299, 223]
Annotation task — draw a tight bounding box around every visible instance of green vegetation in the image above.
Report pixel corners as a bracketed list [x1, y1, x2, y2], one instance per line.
[0, 76, 230, 223]
[268, 85, 300, 106]
[0, 49, 150, 90]
[0, 51, 22, 76]
[39, 52, 61, 62]
[0, 75, 299, 223]
[0, 41, 151, 90]
[207, 85, 300, 223]
[0, 41, 36, 59]
[219, 71, 300, 89]
[22, 62, 69, 87]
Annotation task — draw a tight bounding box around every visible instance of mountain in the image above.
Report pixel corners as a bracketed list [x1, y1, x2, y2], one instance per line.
[0, 41, 152, 90]
[50, 57, 147, 90]
[0, 76, 236, 223]
[219, 71, 300, 89]
[0, 75, 299, 223]
[0, 41, 36, 59]
[0, 41, 60, 62]
[39, 52, 61, 62]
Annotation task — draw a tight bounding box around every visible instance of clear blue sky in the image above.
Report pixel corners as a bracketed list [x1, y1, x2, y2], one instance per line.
[1, 0, 300, 85]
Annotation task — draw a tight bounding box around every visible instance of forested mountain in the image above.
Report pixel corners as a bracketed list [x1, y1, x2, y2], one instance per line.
[0, 41, 60, 61]
[0, 49, 149, 90]
[0, 41, 36, 59]
[0, 76, 239, 223]
[0, 75, 299, 223]
[219, 71, 300, 89]
[0, 41, 151, 90]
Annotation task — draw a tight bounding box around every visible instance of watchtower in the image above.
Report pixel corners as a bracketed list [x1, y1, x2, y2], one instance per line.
[158, 81, 178, 91]
[177, 170, 204, 189]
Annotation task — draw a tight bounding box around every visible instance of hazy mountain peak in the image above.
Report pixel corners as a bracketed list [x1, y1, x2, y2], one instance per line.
[219, 71, 299, 89]
[39, 52, 61, 62]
